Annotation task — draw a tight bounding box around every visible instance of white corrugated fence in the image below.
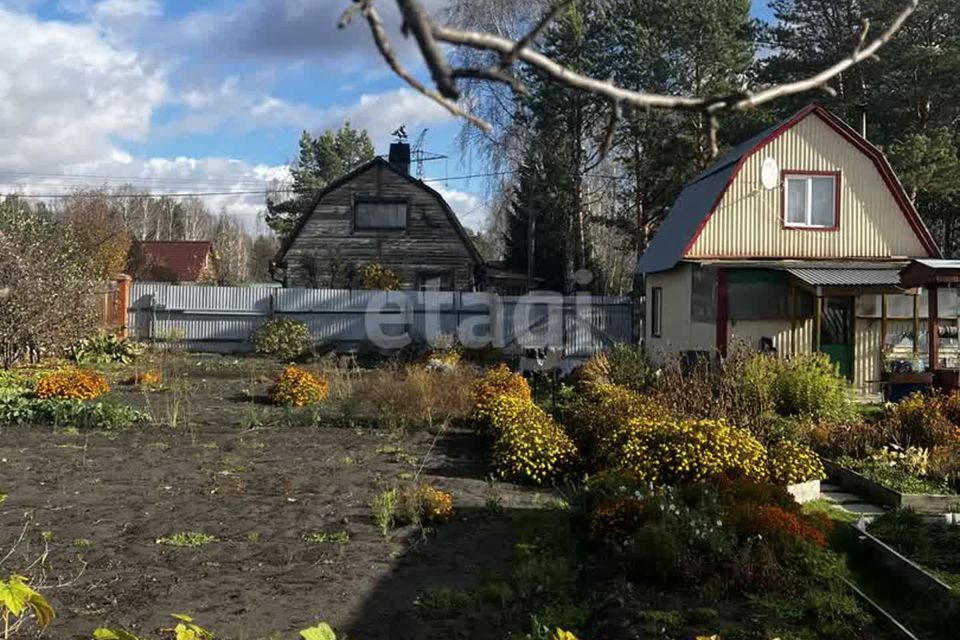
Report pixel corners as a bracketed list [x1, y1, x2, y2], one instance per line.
[127, 283, 635, 356]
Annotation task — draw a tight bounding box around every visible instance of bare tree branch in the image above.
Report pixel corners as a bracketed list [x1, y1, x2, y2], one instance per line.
[499, 0, 574, 69]
[343, 0, 920, 156]
[585, 100, 622, 171]
[342, 0, 492, 132]
[396, 0, 459, 99]
[452, 67, 526, 94]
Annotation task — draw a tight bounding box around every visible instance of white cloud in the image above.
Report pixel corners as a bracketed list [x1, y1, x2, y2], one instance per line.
[433, 184, 489, 231]
[91, 0, 161, 20]
[174, 0, 449, 71]
[0, 5, 468, 234]
[166, 85, 455, 146]
[0, 7, 166, 169]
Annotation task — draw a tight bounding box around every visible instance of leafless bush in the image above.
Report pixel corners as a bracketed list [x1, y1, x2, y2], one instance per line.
[0, 197, 99, 368]
[356, 364, 477, 429]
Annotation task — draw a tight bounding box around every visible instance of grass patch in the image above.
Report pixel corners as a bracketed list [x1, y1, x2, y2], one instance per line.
[156, 532, 219, 547]
[304, 531, 350, 545]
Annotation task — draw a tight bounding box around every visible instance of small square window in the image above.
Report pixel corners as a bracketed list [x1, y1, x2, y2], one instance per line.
[355, 200, 407, 230]
[784, 175, 837, 228]
[651, 287, 662, 338]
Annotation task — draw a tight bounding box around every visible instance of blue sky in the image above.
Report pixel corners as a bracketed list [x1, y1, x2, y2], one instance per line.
[0, 0, 776, 231]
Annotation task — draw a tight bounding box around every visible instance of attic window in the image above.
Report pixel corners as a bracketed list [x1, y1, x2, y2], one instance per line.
[355, 198, 408, 230]
[784, 173, 838, 229]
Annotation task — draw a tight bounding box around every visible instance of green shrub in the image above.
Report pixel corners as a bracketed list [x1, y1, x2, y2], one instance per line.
[251, 318, 311, 360]
[603, 345, 658, 392]
[0, 395, 147, 429]
[68, 331, 143, 364]
[564, 382, 670, 467]
[770, 353, 854, 423]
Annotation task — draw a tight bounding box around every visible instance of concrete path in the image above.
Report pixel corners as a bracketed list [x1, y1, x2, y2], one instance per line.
[820, 481, 886, 518]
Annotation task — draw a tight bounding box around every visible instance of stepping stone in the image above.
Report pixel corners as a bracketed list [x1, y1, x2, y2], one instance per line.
[820, 482, 843, 492]
[822, 491, 866, 505]
[835, 502, 885, 516]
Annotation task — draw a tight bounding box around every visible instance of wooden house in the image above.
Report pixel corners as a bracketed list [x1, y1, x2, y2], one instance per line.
[273, 144, 483, 290]
[637, 104, 944, 392]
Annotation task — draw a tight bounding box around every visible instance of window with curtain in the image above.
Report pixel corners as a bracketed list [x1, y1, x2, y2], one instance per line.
[355, 200, 408, 230]
[785, 174, 838, 228]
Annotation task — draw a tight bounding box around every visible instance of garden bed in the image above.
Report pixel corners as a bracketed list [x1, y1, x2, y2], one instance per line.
[852, 521, 955, 601]
[0, 354, 547, 639]
[823, 459, 960, 515]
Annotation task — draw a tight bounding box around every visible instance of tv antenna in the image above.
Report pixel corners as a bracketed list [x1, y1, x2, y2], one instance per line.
[410, 128, 448, 180]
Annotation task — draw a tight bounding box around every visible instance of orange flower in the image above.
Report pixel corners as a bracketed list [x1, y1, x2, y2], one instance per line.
[35, 369, 109, 401]
[268, 366, 329, 407]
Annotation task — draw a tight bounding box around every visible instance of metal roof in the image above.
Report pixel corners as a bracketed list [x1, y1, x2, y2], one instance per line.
[636, 162, 739, 273]
[783, 264, 903, 287]
[636, 117, 791, 274]
[910, 259, 960, 270]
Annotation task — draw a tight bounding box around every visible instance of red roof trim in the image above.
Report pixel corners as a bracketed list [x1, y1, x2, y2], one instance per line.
[680, 104, 940, 259]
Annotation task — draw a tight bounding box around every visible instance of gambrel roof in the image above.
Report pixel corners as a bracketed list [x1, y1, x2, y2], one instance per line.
[637, 104, 940, 274]
[273, 157, 483, 268]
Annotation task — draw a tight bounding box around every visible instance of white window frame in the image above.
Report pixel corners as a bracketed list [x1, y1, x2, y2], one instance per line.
[784, 174, 838, 229]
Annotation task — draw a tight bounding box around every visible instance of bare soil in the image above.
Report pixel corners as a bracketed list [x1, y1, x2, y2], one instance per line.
[0, 355, 545, 639]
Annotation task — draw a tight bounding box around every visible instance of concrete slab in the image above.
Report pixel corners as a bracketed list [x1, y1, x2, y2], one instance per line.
[822, 491, 867, 504]
[837, 502, 885, 515]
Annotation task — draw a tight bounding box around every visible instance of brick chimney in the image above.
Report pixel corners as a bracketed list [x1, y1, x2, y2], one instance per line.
[388, 142, 411, 175]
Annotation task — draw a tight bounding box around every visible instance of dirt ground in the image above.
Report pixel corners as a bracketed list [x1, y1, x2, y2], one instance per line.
[0, 356, 547, 639]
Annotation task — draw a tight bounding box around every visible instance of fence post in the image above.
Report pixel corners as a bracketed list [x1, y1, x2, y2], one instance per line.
[115, 274, 132, 340]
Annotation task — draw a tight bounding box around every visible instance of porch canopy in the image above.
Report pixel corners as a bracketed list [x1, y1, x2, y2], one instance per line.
[900, 260, 960, 371]
[770, 261, 907, 354]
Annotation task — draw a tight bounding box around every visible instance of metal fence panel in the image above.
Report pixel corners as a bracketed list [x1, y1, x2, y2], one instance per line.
[126, 283, 633, 356]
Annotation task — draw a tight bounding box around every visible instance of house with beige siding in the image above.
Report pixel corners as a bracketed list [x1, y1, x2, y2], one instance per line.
[637, 104, 945, 392]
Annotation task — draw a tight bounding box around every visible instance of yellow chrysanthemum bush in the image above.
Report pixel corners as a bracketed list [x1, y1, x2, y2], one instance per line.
[487, 394, 579, 484]
[565, 382, 671, 467]
[359, 263, 402, 291]
[470, 364, 531, 428]
[35, 369, 110, 400]
[766, 439, 826, 485]
[268, 366, 330, 407]
[616, 417, 768, 485]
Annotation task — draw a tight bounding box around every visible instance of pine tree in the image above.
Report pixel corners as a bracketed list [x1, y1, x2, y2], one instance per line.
[266, 122, 376, 237]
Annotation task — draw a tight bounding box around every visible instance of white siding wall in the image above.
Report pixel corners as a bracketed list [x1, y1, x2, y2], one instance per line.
[645, 265, 715, 359]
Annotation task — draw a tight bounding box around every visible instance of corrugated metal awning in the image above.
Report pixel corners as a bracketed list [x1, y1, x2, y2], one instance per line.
[783, 266, 902, 287]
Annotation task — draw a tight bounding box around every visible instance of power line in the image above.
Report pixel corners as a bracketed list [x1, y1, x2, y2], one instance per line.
[2, 189, 273, 199]
[0, 169, 280, 187]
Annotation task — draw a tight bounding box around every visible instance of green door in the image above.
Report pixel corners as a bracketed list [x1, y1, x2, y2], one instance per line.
[820, 297, 854, 380]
